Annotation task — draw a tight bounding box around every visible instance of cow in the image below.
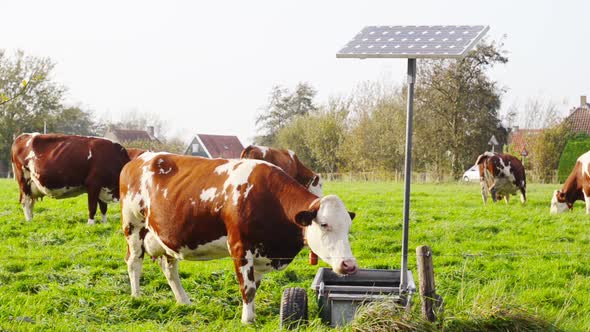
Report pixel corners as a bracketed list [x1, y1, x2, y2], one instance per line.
[550, 150, 590, 214]
[119, 153, 358, 323]
[240, 145, 322, 197]
[126, 148, 147, 160]
[11, 133, 130, 224]
[475, 151, 526, 204]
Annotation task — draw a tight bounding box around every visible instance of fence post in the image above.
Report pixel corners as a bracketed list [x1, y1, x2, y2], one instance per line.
[416, 245, 443, 322]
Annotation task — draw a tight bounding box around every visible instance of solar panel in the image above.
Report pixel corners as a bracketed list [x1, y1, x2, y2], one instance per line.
[337, 25, 489, 59]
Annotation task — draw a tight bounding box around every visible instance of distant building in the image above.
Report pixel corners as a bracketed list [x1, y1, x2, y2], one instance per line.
[185, 134, 244, 159]
[507, 127, 543, 158]
[565, 95, 590, 135]
[104, 126, 160, 144]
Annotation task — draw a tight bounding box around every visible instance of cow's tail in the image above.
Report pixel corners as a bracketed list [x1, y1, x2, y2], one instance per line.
[240, 145, 255, 159]
[475, 151, 496, 165]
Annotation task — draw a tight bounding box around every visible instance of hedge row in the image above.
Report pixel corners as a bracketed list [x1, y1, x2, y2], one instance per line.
[557, 137, 590, 182]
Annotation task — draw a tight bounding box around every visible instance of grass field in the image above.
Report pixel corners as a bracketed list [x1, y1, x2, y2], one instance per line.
[1, 178, 589, 331]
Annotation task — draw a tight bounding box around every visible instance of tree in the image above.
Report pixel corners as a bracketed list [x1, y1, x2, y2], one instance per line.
[122, 137, 186, 154]
[106, 109, 167, 138]
[305, 99, 349, 173]
[275, 115, 317, 168]
[414, 40, 508, 178]
[51, 106, 99, 136]
[255, 82, 318, 145]
[341, 84, 406, 173]
[0, 50, 65, 174]
[275, 99, 349, 173]
[529, 123, 572, 183]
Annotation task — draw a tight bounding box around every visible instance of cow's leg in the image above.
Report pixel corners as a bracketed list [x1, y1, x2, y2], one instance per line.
[98, 200, 108, 223]
[86, 187, 100, 225]
[14, 163, 35, 221]
[159, 256, 191, 304]
[584, 190, 590, 214]
[480, 181, 488, 205]
[519, 187, 526, 204]
[125, 235, 144, 297]
[504, 194, 510, 204]
[122, 203, 145, 297]
[231, 248, 258, 324]
[22, 194, 35, 221]
[490, 186, 498, 203]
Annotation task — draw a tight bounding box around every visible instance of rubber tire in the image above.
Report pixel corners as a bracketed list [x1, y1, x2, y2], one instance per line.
[280, 287, 308, 329]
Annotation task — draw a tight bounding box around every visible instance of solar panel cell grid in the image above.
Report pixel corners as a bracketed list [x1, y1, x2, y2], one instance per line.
[337, 25, 489, 59]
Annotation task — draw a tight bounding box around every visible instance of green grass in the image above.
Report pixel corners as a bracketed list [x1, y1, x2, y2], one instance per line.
[1, 179, 589, 331]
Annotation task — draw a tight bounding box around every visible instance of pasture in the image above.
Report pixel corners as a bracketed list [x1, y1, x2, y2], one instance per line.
[1, 178, 589, 331]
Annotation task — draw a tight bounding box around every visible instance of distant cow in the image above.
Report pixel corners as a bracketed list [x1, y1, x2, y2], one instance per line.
[11, 133, 130, 224]
[475, 152, 526, 204]
[551, 150, 590, 214]
[120, 153, 358, 323]
[240, 145, 322, 196]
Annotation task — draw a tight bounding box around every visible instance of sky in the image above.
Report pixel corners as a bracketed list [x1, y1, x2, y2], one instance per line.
[2, 0, 589, 145]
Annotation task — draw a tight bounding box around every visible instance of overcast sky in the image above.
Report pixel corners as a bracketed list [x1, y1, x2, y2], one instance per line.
[2, 0, 588, 145]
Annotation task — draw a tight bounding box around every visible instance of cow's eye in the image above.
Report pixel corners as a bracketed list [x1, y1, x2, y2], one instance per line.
[320, 223, 328, 228]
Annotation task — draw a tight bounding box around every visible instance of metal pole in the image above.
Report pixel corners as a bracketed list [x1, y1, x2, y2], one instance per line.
[400, 58, 416, 293]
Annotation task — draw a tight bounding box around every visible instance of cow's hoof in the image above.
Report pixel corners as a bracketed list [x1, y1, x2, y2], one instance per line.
[87, 219, 95, 225]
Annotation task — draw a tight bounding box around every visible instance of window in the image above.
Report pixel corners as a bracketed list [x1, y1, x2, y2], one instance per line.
[192, 143, 199, 152]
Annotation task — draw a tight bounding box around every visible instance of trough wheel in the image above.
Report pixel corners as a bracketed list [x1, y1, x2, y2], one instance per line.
[280, 287, 308, 329]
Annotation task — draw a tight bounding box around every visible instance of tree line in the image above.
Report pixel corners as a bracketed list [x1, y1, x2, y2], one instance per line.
[255, 41, 513, 180]
[0, 50, 182, 176]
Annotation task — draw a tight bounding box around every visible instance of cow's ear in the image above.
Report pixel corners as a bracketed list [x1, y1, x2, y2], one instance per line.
[348, 212, 356, 221]
[295, 210, 317, 226]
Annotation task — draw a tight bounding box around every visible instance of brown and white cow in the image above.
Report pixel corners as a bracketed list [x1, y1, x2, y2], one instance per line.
[120, 153, 358, 323]
[126, 148, 147, 160]
[551, 150, 590, 214]
[11, 133, 130, 224]
[475, 151, 526, 204]
[240, 145, 323, 196]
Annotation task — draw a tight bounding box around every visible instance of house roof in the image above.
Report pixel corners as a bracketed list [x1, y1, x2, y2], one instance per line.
[196, 134, 244, 159]
[508, 129, 543, 154]
[566, 106, 590, 135]
[110, 129, 158, 142]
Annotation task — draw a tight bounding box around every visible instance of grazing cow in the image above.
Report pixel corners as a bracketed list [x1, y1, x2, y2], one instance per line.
[475, 152, 526, 204]
[126, 148, 147, 160]
[120, 153, 358, 323]
[11, 133, 130, 224]
[551, 150, 590, 214]
[240, 145, 322, 196]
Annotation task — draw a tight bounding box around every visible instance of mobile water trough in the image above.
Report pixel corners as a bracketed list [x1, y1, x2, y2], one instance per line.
[280, 25, 489, 329]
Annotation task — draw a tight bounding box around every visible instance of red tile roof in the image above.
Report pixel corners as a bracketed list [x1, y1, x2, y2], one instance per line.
[508, 129, 543, 154]
[566, 106, 590, 135]
[197, 134, 244, 159]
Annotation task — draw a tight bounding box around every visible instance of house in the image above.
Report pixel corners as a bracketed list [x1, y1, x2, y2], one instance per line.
[507, 127, 543, 158]
[565, 95, 590, 135]
[185, 134, 244, 159]
[104, 126, 160, 144]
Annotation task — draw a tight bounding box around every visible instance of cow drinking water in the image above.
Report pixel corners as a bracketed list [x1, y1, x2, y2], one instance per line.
[119, 153, 358, 323]
[550, 150, 590, 214]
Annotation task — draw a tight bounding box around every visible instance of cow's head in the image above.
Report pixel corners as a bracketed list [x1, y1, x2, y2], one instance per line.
[295, 195, 358, 275]
[550, 190, 570, 214]
[308, 174, 323, 197]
